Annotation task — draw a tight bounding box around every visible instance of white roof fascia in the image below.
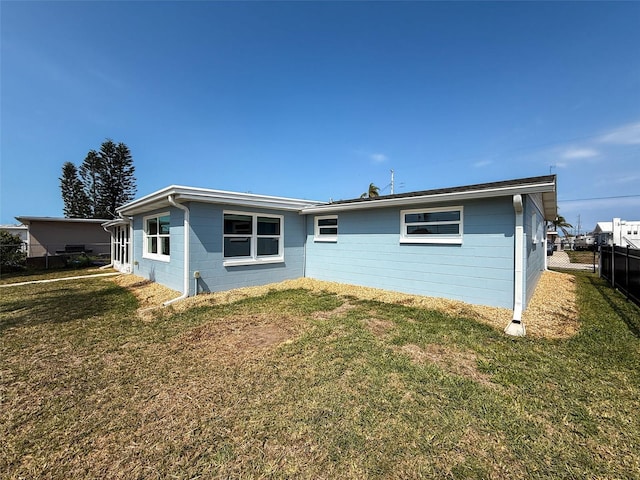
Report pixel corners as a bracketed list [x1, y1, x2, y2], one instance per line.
[117, 185, 325, 216]
[301, 181, 556, 216]
[102, 218, 131, 228]
[173, 193, 320, 212]
[15, 216, 111, 224]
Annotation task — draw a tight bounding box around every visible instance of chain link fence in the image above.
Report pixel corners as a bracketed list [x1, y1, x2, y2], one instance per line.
[1, 242, 111, 270]
[547, 245, 598, 273]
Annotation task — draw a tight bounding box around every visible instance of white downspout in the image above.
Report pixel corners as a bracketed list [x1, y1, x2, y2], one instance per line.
[505, 194, 526, 337]
[100, 224, 115, 270]
[127, 217, 134, 274]
[164, 195, 190, 306]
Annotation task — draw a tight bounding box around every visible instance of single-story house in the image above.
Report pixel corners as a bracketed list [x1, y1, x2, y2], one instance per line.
[593, 219, 640, 248]
[104, 174, 557, 336]
[14, 216, 111, 258]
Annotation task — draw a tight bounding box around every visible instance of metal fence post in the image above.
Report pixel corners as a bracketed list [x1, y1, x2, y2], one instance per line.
[611, 244, 615, 288]
[625, 245, 630, 301]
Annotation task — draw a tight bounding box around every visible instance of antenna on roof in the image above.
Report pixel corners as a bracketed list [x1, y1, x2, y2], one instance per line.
[390, 169, 395, 195]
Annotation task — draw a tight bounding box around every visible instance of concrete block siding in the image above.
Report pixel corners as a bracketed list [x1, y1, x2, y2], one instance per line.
[524, 194, 546, 308]
[187, 203, 306, 295]
[305, 197, 517, 309]
[132, 208, 185, 293]
[114, 176, 556, 313]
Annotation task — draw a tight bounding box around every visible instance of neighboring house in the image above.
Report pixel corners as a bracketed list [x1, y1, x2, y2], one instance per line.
[593, 219, 640, 249]
[104, 174, 557, 336]
[0, 224, 28, 251]
[14, 217, 111, 258]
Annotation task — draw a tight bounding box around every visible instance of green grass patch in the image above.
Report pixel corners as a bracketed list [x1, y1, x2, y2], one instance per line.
[566, 250, 598, 264]
[0, 266, 116, 285]
[1, 272, 639, 478]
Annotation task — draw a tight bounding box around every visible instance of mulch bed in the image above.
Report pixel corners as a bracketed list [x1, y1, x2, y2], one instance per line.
[112, 270, 579, 339]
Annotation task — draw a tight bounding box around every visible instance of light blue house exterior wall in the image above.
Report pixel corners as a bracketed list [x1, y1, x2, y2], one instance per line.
[132, 207, 185, 293]
[188, 203, 306, 295]
[523, 194, 546, 308]
[304, 197, 517, 309]
[127, 191, 549, 312]
[132, 203, 307, 296]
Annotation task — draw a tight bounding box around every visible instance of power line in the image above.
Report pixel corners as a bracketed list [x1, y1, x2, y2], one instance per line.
[558, 194, 640, 202]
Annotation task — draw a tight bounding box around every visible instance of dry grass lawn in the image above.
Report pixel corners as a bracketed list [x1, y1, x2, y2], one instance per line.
[2, 269, 637, 479]
[114, 270, 579, 339]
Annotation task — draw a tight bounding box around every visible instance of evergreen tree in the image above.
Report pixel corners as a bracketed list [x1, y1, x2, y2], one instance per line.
[59, 139, 137, 219]
[60, 162, 91, 218]
[79, 150, 102, 218]
[96, 140, 137, 218]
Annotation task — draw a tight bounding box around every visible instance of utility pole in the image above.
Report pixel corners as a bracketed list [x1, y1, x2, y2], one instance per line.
[390, 169, 395, 195]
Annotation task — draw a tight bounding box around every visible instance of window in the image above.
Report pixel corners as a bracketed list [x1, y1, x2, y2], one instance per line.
[223, 211, 283, 265]
[314, 215, 338, 242]
[400, 206, 463, 244]
[143, 213, 170, 261]
[532, 212, 544, 244]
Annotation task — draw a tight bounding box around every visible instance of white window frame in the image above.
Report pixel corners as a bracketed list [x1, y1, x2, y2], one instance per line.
[113, 225, 130, 265]
[400, 206, 463, 244]
[143, 212, 170, 262]
[314, 215, 338, 242]
[223, 210, 284, 266]
[532, 211, 544, 244]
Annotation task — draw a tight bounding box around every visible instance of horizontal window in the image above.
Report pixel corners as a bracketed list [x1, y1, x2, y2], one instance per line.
[223, 211, 284, 266]
[400, 206, 463, 244]
[143, 212, 170, 261]
[314, 215, 338, 242]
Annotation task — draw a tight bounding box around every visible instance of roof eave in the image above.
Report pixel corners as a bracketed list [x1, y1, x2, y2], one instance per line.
[15, 216, 112, 224]
[116, 186, 325, 216]
[301, 181, 557, 215]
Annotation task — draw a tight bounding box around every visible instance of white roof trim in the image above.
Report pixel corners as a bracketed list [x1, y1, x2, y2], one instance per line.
[15, 216, 111, 224]
[301, 181, 557, 218]
[117, 185, 325, 215]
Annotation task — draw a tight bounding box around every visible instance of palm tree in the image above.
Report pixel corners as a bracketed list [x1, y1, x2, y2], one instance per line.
[552, 215, 574, 238]
[360, 183, 380, 199]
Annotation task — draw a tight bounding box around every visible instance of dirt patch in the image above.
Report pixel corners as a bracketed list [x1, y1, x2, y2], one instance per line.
[311, 300, 356, 320]
[397, 343, 493, 386]
[364, 318, 395, 337]
[177, 313, 304, 363]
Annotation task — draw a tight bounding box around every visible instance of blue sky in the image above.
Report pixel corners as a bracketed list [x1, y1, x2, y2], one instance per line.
[2, 1, 639, 233]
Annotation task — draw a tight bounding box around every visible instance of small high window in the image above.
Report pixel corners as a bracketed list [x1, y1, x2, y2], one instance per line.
[314, 215, 338, 242]
[400, 206, 463, 244]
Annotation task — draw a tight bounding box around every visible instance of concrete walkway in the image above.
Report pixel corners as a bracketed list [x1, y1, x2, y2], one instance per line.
[547, 250, 597, 271]
[0, 272, 120, 288]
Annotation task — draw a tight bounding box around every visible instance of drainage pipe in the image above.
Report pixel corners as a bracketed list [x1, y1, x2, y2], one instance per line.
[164, 195, 190, 306]
[100, 224, 115, 270]
[505, 194, 526, 337]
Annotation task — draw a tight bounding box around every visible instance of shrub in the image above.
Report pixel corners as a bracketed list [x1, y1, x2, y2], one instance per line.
[0, 231, 27, 271]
